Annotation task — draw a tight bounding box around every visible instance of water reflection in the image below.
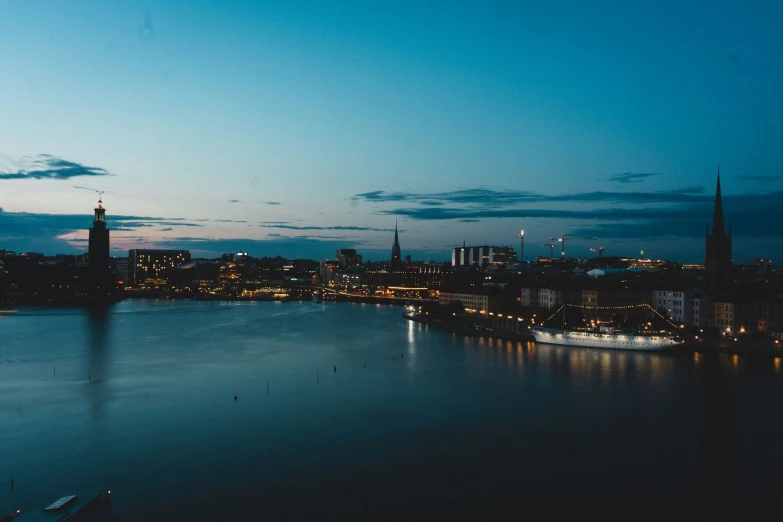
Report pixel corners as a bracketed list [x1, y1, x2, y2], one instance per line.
[510, 341, 674, 388]
[406, 319, 417, 359]
[700, 354, 736, 497]
[85, 306, 112, 421]
[459, 336, 682, 388]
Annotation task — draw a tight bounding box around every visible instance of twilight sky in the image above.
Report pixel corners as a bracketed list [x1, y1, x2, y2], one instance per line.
[1, 0, 782, 262]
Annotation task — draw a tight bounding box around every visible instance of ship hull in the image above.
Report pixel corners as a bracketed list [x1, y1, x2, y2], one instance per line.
[530, 327, 682, 351]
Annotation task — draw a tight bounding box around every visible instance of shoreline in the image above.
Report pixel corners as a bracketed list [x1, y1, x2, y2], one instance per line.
[403, 312, 534, 343]
[404, 313, 783, 358]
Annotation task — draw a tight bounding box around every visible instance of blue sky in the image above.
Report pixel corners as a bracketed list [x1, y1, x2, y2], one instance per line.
[1, 0, 781, 262]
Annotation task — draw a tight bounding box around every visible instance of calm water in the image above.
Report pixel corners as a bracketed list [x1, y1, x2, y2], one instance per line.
[1, 299, 782, 520]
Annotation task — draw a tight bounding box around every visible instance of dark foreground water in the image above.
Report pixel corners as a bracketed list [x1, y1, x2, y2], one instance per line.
[1, 300, 783, 521]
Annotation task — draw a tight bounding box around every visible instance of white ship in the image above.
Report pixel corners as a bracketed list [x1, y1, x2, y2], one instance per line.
[530, 322, 683, 351]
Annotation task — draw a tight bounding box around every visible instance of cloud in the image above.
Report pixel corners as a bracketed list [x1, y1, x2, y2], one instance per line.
[350, 185, 783, 248]
[606, 172, 661, 184]
[352, 187, 709, 208]
[228, 199, 241, 203]
[150, 236, 356, 260]
[0, 154, 112, 180]
[259, 224, 396, 232]
[737, 175, 781, 181]
[0, 211, 206, 250]
[265, 201, 281, 205]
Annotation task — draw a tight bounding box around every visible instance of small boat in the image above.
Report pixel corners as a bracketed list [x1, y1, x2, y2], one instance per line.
[312, 290, 322, 303]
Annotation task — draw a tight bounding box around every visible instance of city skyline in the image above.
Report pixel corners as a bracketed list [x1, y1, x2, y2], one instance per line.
[2, 1, 782, 262]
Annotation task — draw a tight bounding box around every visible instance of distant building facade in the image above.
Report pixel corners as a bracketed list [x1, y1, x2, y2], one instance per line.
[691, 293, 710, 328]
[452, 245, 517, 267]
[336, 248, 362, 268]
[114, 256, 130, 285]
[439, 291, 496, 314]
[129, 249, 191, 285]
[651, 290, 692, 324]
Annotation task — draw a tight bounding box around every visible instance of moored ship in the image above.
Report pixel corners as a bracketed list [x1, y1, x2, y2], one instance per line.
[530, 322, 683, 351]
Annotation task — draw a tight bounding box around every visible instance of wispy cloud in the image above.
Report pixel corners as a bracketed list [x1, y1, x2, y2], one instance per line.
[228, 199, 241, 203]
[352, 187, 709, 208]
[151, 236, 356, 259]
[265, 201, 281, 205]
[606, 172, 661, 184]
[0, 154, 112, 180]
[350, 185, 783, 242]
[737, 175, 781, 181]
[259, 224, 395, 232]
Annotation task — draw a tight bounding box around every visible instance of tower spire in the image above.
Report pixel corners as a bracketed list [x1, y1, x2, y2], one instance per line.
[712, 165, 725, 238]
[391, 219, 401, 268]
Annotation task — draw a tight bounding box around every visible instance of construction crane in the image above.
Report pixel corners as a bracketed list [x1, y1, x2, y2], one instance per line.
[542, 243, 557, 258]
[550, 234, 596, 258]
[590, 246, 605, 258]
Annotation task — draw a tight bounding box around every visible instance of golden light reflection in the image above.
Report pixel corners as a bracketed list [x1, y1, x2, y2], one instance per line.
[775, 358, 781, 372]
[693, 352, 700, 363]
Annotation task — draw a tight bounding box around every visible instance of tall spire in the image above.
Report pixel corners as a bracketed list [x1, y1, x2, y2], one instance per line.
[391, 219, 401, 267]
[712, 165, 725, 238]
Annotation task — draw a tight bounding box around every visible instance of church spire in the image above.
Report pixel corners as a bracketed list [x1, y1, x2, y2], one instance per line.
[712, 165, 725, 238]
[391, 219, 401, 267]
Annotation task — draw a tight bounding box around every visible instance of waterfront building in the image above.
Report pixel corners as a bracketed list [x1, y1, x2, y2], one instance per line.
[705, 169, 733, 287]
[129, 249, 191, 286]
[113, 256, 130, 285]
[439, 291, 496, 314]
[521, 287, 537, 307]
[335, 266, 368, 286]
[651, 290, 692, 324]
[538, 288, 564, 310]
[711, 300, 761, 337]
[712, 301, 763, 337]
[691, 293, 710, 328]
